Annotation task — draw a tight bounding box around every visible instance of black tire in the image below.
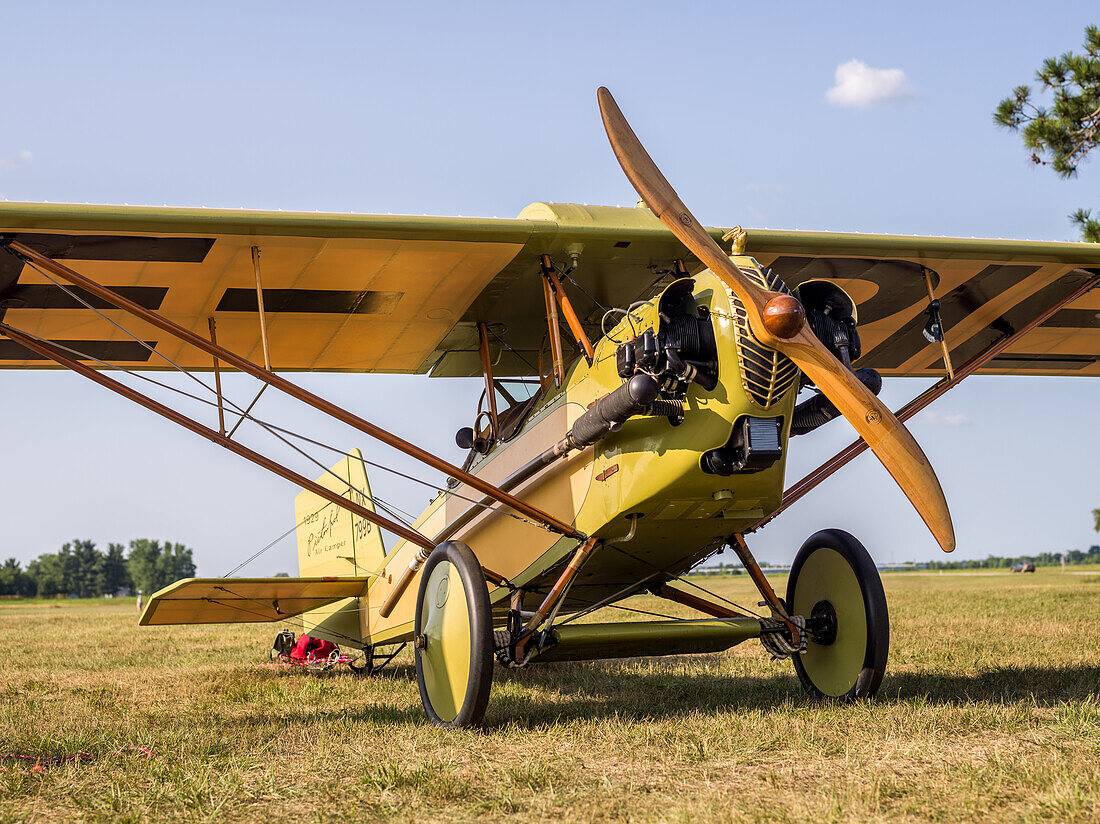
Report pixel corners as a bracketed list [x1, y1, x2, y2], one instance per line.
[414, 541, 494, 727]
[787, 529, 889, 700]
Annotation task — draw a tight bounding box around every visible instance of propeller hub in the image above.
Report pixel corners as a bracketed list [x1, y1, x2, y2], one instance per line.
[762, 294, 806, 339]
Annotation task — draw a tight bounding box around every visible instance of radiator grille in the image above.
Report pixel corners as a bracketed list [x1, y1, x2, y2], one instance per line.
[728, 267, 800, 409]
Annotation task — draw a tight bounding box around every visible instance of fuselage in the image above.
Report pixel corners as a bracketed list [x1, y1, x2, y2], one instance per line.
[341, 268, 799, 647]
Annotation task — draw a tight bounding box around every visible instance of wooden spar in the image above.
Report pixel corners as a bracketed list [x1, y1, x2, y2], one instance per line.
[377, 545, 434, 619]
[225, 382, 269, 439]
[221, 245, 274, 440]
[524, 537, 599, 634]
[649, 582, 747, 619]
[541, 271, 565, 386]
[729, 534, 799, 645]
[378, 544, 508, 619]
[752, 269, 1100, 533]
[541, 255, 594, 362]
[511, 536, 599, 660]
[477, 321, 499, 439]
[923, 267, 955, 380]
[0, 239, 584, 541]
[7, 317, 510, 612]
[0, 322, 437, 552]
[251, 246, 272, 371]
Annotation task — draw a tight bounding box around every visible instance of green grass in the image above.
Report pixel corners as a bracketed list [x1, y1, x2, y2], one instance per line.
[1, 569, 1097, 823]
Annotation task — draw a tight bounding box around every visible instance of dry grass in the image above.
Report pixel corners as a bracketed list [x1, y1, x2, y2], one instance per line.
[1, 568, 1098, 823]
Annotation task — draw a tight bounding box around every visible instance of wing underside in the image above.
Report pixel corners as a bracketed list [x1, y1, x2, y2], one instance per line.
[754, 248, 1098, 378]
[0, 204, 528, 373]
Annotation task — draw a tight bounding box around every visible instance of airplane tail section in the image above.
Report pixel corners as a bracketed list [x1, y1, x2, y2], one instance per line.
[294, 449, 386, 644]
[295, 448, 386, 577]
[140, 450, 385, 648]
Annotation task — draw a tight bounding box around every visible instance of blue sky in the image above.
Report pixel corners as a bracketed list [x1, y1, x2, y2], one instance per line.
[1, 2, 1097, 573]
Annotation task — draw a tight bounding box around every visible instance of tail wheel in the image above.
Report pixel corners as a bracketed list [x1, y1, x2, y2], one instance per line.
[787, 529, 889, 700]
[414, 541, 493, 727]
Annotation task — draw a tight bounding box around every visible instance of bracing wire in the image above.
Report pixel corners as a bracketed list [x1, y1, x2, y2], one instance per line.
[550, 539, 767, 628]
[223, 522, 303, 578]
[606, 541, 768, 620]
[555, 263, 610, 313]
[0, 320, 547, 574]
[12, 323, 548, 532]
[19, 257, 239, 411]
[0, 320, 421, 531]
[552, 572, 664, 627]
[5, 318, 755, 610]
[484, 323, 537, 375]
[604, 602, 683, 621]
[7, 253, 750, 608]
[18, 259, 550, 534]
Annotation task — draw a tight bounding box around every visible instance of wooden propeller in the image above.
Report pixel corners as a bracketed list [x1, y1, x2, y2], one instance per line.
[597, 87, 955, 552]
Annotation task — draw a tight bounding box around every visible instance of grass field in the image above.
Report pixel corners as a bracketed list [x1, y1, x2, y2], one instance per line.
[2, 568, 1098, 823]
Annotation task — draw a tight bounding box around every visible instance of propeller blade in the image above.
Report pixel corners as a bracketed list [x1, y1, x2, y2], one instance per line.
[597, 86, 955, 552]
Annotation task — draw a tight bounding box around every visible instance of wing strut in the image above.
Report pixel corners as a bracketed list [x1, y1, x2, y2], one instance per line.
[207, 317, 227, 436]
[251, 246, 272, 371]
[222, 245, 273, 439]
[922, 266, 955, 380]
[0, 238, 584, 543]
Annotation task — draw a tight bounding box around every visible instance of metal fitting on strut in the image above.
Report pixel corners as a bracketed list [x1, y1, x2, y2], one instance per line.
[759, 615, 807, 659]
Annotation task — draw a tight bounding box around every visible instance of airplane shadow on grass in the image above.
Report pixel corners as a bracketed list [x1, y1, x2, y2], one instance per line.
[483, 660, 1100, 729]
[243, 660, 1100, 729]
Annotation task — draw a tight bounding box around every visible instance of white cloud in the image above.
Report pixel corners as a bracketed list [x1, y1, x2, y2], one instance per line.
[918, 410, 971, 427]
[0, 149, 32, 172]
[825, 60, 914, 108]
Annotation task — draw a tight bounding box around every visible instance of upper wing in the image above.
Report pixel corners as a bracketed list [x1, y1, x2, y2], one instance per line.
[139, 576, 371, 625]
[1, 200, 1096, 377]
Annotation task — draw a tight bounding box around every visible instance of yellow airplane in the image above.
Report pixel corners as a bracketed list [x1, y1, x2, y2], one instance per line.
[0, 89, 1096, 727]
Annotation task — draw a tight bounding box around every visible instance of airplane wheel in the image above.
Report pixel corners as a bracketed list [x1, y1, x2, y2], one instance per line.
[414, 541, 493, 727]
[787, 529, 888, 700]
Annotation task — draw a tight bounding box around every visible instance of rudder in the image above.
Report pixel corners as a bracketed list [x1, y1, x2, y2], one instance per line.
[294, 448, 386, 643]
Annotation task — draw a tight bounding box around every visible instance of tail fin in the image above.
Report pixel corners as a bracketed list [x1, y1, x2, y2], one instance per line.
[294, 449, 385, 643]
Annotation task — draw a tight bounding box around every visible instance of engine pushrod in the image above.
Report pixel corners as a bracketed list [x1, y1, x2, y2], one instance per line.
[0, 239, 583, 541]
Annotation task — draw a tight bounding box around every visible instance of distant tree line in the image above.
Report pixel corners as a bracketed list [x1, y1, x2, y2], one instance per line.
[0, 539, 196, 598]
[927, 545, 1100, 571]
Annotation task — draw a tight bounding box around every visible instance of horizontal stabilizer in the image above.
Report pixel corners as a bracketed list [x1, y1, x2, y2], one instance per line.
[139, 577, 370, 626]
